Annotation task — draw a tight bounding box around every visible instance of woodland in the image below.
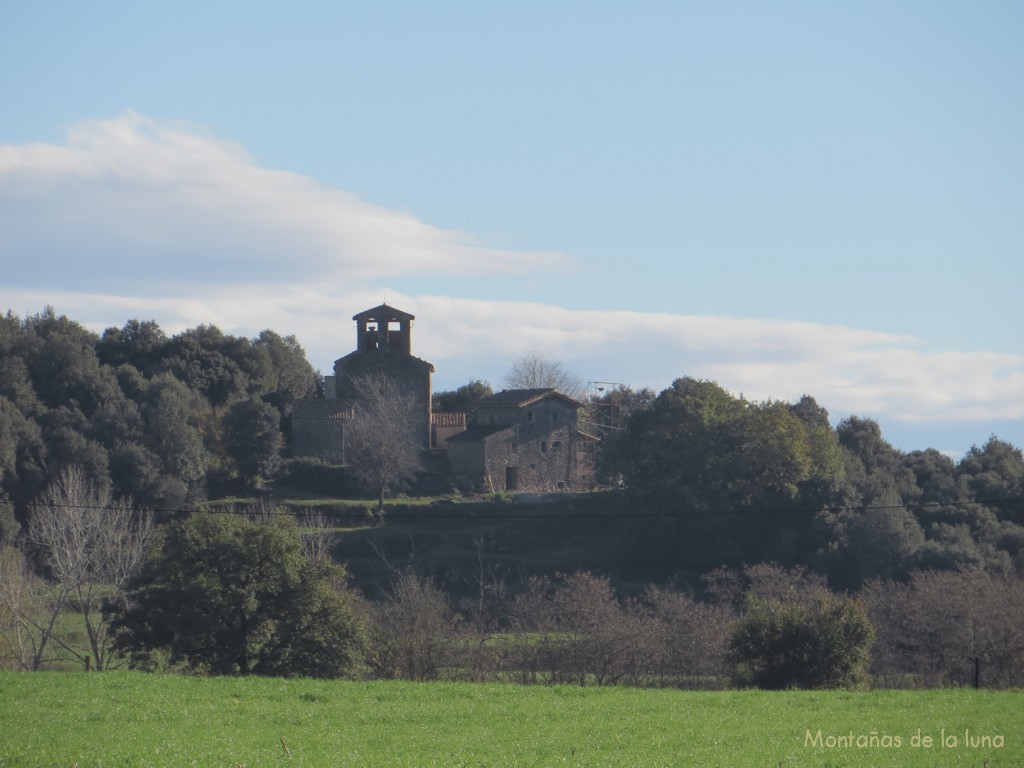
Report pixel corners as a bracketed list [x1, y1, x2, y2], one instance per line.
[1, 308, 1023, 686]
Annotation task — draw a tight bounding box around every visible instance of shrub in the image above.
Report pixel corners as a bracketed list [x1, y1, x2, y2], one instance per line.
[727, 591, 874, 690]
[111, 512, 364, 677]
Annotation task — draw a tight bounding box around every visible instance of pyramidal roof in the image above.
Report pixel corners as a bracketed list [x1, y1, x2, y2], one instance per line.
[352, 303, 415, 322]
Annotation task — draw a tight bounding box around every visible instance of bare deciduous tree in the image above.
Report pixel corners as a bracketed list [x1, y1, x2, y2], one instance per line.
[506, 571, 651, 686]
[344, 373, 424, 514]
[297, 508, 338, 563]
[365, 567, 460, 681]
[643, 585, 734, 688]
[861, 570, 1024, 688]
[504, 351, 586, 402]
[0, 546, 54, 670]
[25, 465, 153, 670]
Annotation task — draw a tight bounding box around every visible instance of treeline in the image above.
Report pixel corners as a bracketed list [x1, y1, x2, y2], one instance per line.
[605, 378, 1024, 589]
[9, 487, 1020, 688]
[0, 308, 319, 542]
[2, 309, 1023, 591]
[367, 563, 1024, 689]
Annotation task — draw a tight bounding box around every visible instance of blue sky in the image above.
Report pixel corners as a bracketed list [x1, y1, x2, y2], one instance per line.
[1, 1, 1022, 457]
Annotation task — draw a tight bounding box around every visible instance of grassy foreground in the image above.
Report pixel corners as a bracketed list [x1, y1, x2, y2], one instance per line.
[0, 673, 1020, 767]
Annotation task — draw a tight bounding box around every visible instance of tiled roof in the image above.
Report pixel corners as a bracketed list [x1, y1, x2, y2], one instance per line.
[474, 388, 583, 409]
[291, 399, 354, 420]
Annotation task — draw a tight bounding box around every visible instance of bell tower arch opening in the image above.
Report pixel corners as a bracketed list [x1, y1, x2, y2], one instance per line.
[353, 304, 413, 355]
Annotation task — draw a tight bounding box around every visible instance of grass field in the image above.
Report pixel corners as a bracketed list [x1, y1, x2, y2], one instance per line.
[0, 673, 1020, 767]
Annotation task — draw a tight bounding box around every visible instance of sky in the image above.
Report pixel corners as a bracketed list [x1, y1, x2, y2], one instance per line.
[1, 1, 1022, 458]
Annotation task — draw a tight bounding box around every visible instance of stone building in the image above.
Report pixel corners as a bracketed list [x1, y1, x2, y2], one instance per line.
[333, 304, 434, 451]
[290, 398, 352, 463]
[291, 304, 599, 493]
[291, 304, 434, 461]
[446, 388, 598, 492]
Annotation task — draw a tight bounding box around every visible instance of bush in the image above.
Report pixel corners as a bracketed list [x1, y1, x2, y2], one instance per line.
[727, 592, 874, 690]
[111, 512, 364, 677]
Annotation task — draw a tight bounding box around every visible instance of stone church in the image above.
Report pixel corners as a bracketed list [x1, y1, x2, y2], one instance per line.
[291, 304, 597, 492]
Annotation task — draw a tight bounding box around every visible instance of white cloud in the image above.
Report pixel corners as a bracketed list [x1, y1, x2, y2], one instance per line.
[2, 113, 1021, 452]
[0, 112, 569, 291]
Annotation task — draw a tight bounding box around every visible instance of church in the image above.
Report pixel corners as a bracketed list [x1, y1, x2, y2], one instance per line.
[291, 304, 597, 492]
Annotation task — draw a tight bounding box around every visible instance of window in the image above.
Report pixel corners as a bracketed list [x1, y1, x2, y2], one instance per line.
[527, 411, 534, 423]
[551, 440, 562, 453]
[541, 441, 547, 454]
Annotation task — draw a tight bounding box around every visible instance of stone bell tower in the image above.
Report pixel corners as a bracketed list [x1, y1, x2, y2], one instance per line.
[332, 303, 434, 449]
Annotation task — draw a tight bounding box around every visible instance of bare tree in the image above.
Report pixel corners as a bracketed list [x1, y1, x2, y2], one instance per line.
[504, 351, 586, 401]
[365, 567, 460, 680]
[297, 508, 338, 563]
[25, 465, 153, 670]
[0, 546, 55, 670]
[344, 373, 424, 514]
[860, 570, 1024, 688]
[506, 571, 650, 686]
[643, 585, 734, 688]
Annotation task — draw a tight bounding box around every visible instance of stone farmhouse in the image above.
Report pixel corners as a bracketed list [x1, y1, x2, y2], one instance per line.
[291, 304, 597, 492]
[447, 388, 598, 492]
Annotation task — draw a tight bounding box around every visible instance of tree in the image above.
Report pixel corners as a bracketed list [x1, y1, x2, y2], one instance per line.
[504, 351, 585, 401]
[958, 437, 1024, 520]
[343, 373, 424, 513]
[507, 571, 649, 686]
[643, 585, 733, 686]
[223, 397, 283, 488]
[140, 374, 207, 508]
[432, 380, 493, 413]
[156, 325, 250, 408]
[365, 568, 459, 681]
[623, 378, 842, 570]
[24, 465, 153, 670]
[97, 318, 168, 373]
[861, 571, 1024, 687]
[727, 591, 874, 689]
[0, 545, 52, 670]
[111, 512, 364, 677]
[253, 329, 319, 413]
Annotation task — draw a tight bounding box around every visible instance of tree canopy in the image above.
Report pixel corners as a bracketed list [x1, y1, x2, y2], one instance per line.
[111, 512, 364, 677]
[0, 309, 317, 514]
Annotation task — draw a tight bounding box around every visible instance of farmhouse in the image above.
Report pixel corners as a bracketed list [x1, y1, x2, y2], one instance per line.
[291, 303, 598, 492]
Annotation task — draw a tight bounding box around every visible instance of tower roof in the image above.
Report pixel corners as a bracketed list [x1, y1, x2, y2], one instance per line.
[352, 304, 415, 322]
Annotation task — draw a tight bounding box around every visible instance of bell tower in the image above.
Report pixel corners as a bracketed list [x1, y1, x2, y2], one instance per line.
[353, 304, 413, 355]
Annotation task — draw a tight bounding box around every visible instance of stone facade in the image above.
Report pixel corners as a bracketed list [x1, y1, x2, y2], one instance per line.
[290, 399, 352, 463]
[291, 306, 599, 494]
[431, 411, 467, 450]
[447, 389, 598, 492]
[292, 304, 435, 459]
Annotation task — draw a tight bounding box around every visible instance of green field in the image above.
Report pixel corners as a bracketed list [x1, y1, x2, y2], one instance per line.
[0, 673, 1020, 767]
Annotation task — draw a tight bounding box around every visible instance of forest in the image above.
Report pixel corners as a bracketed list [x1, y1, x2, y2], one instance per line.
[2, 308, 1023, 686]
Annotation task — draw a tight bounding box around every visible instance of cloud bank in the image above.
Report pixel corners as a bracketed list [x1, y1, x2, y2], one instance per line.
[0, 112, 566, 291]
[2, 114, 1021, 453]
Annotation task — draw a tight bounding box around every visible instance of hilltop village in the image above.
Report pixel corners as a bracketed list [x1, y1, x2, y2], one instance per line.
[291, 304, 598, 493]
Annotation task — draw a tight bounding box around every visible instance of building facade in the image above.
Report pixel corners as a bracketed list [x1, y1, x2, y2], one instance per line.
[446, 388, 597, 492]
[291, 304, 434, 461]
[292, 305, 599, 493]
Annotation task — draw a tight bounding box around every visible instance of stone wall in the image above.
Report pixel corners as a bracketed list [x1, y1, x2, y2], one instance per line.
[333, 349, 434, 451]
